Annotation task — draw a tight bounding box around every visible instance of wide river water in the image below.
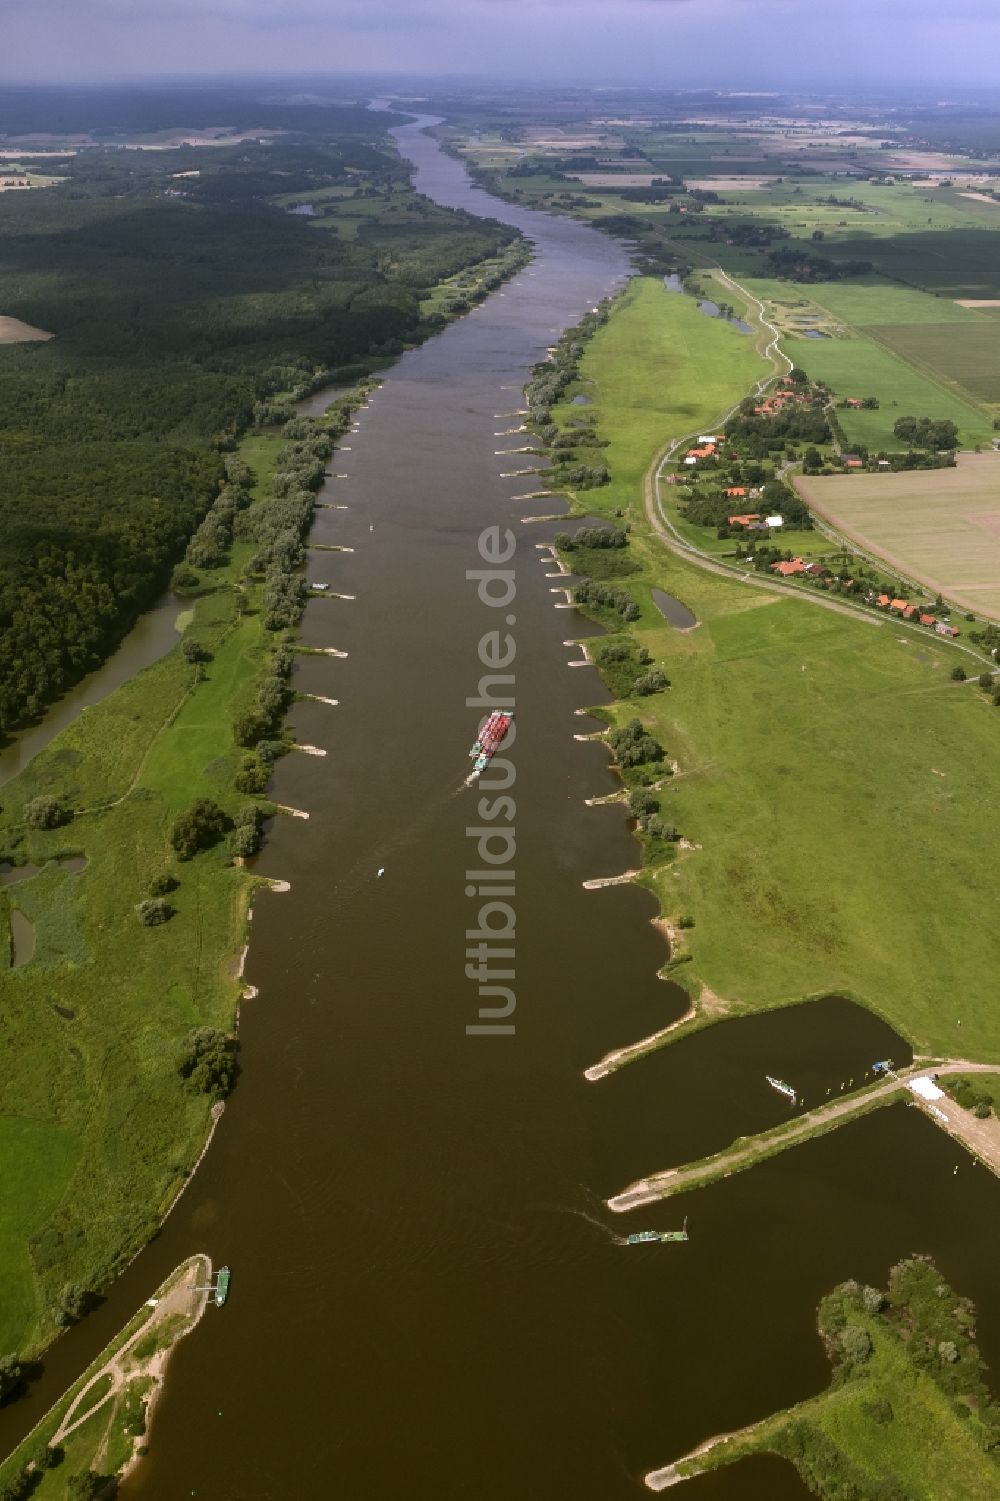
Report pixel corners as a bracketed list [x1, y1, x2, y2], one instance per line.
[5, 115, 1000, 1499]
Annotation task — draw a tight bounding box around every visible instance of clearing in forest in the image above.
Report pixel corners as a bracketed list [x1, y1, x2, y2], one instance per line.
[0, 315, 52, 343]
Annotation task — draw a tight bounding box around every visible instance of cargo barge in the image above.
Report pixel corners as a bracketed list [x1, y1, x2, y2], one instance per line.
[468, 710, 513, 777]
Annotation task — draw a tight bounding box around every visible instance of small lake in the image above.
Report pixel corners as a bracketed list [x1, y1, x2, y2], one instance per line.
[698, 300, 752, 334]
[652, 588, 698, 630]
[9, 909, 35, 968]
[804, 329, 828, 339]
[0, 854, 87, 886]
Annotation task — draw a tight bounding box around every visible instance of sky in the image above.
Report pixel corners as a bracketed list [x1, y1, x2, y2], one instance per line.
[3, 0, 1000, 90]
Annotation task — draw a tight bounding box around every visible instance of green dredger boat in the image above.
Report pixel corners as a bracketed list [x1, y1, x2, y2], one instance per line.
[214, 1266, 231, 1307]
[626, 1218, 688, 1245]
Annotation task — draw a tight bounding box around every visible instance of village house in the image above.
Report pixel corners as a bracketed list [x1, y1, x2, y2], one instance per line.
[684, 442, 717, 465]
[770, 557, 808, 577]
[935, 622, 960, 638]
[724, 486, 747, 498]
[727, 512, 761, 527]
[919, 613, 937, 626]
[842, 453, 864, 469]
[753, 387, 812, 417]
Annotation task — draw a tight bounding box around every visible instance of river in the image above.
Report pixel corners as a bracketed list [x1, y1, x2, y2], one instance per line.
[4, 114, 1000, 1500]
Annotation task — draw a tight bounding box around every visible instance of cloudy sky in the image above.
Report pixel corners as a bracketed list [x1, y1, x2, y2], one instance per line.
[3, 0, 999, 88]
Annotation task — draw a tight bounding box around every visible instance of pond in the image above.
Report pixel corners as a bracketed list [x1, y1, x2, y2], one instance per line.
[804, 329, 828, 339]
[9, 909, 35, 968]
[698, 300, 752, 334]
[0, 854, 88, 886]
[572, 393, 592, 405]
[652, 588, 698, 630]
[663, 273, 683, 293]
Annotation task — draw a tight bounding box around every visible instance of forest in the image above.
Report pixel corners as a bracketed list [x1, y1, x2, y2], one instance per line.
[0, 94, 519, 733]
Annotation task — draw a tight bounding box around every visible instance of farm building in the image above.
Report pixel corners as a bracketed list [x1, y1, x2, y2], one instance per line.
[935, 622, 960, 638]
[727, 512, 761, 527]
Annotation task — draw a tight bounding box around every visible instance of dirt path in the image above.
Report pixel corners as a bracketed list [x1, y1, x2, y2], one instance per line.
[607, 1061, 1000, 1212]
[49, 1255, 212, 1462]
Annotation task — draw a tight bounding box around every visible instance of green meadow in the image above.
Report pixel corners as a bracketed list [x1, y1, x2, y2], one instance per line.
[555, 279, 1000, 1062]
[0, 439, 287, 1355]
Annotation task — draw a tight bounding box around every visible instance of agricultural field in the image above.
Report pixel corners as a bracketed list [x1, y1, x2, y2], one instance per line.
[795, 454, 1000, 619]
[823, 227, 1000, 299]
[864, 321, 1000, 403]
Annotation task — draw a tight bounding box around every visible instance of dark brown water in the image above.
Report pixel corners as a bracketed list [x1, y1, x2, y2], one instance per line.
[651, 587, 698, 631]
[4, 116, 1000, 1500]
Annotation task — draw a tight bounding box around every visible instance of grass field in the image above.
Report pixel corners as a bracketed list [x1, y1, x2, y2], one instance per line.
[0, 437, 288, 1355]
[555, 283, 1000, 1063]
[553, 278, 767, 525]
[796, 454, 1000, 618]
[802, 282, 984, 326]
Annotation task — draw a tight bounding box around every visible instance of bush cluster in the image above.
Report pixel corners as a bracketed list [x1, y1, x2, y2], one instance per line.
[574, 579, 640, 622]
[524, 299, 614, 423]
[170, 799, 231, 860]
[135, 896, 173, 927]
[554, 526, 628, 551]
[608, 719, 665, 769]
[23, 795, 71, 830]
[229, 804, 266, 859]
[179, 1027, 237, 1100]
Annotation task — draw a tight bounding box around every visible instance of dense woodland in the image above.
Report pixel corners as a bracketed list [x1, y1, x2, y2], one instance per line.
[0, 93, 519, 732]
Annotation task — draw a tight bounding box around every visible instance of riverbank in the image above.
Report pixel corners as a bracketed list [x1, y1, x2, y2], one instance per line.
[0, 1255, 212, 1496]
[0, 432, 273, 1357]
[0, 175, 537, 1374]
[649, 1259, 1000, 1498]
[546, 276, 1000, 1067]
[0, 380, 379, 1362]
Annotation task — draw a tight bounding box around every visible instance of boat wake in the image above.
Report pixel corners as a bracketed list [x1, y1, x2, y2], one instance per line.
[557, 1202, 628, 1246]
